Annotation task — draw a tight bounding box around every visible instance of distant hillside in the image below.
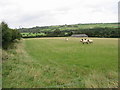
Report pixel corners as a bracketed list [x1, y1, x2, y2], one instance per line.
[17, 23, 119, 38]
[18, 23, 118, 32]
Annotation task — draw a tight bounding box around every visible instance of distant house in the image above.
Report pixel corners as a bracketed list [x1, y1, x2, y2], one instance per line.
[71, 34, 88, 37]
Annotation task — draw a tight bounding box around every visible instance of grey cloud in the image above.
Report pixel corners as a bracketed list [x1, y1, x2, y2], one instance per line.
[55, 7, 71, 13]
[0, 0, 118, 28]
[13, 10, 59, 28]
[19, 10, 54, 22]
[86, 1, 118, 14]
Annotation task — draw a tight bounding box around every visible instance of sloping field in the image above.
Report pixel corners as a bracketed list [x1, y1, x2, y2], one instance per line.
[3, 38, 118, 88]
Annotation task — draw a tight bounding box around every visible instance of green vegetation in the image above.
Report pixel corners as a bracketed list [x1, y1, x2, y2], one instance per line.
[18, 23, 118, 38]
[1, 21, 21, 88]
[3, 38, 118, 88]
[22, 32, 47, 37]
[1, 22, 21, 49]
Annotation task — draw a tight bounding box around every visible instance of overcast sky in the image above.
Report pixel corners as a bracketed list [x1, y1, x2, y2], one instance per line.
[0, 0, 119, 28]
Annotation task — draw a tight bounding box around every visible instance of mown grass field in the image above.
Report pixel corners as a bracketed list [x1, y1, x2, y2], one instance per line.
[2, 37, 118, 88]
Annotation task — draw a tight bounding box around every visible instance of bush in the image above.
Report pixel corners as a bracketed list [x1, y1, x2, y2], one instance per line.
[1, 21, 21, 49]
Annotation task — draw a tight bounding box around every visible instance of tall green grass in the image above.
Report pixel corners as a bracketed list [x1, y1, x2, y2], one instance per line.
[2, 38, 118, 88]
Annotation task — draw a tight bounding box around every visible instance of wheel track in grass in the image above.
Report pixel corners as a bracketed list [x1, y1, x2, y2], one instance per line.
[45, 59, 84, 88]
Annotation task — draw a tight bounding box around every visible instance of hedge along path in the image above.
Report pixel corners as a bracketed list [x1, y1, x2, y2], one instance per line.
[23, 37, 118, 41]
[23, 37, 66, 40]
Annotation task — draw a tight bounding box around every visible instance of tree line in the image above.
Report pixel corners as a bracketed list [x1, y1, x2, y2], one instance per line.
[20, 27, 119, 38]
[1, 22, 21, 49]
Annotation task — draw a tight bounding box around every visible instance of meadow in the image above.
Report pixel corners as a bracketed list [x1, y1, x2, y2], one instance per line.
[2, 37, 118, 88]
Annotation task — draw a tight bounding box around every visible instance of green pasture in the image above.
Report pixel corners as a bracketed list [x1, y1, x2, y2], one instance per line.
[21, 32, 46, 37]
[3, 38, 118, 88]
[25, 38, 118, 71]
[75, 23, 117, 29]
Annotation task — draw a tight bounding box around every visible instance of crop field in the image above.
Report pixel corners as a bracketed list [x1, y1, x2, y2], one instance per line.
[3, 37, 118, 88]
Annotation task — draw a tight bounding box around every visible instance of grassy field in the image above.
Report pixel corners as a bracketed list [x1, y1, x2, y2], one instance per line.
[2, 37, 118, 88]
[21, 33, 46, 37]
